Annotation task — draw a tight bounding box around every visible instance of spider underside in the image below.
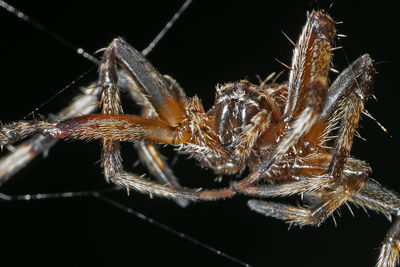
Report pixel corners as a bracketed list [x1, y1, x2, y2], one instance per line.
[1, 10, 400, 267]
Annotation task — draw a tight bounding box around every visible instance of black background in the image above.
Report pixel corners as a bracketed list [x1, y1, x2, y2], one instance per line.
[1, 1, 399, 266]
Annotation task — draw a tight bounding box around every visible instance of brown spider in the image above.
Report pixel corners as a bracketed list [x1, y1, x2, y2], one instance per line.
[1, 9, 400, 267]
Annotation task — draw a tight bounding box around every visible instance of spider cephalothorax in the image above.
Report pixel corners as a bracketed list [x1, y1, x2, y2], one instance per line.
[1, 10, 400, 267]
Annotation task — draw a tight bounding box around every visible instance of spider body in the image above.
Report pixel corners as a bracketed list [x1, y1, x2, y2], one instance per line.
[186, 80, 285, 174]
[1, 9, 400, 267]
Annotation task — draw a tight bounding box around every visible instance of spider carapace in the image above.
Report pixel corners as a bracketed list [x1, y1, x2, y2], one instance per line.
[1, 10, 400, 267]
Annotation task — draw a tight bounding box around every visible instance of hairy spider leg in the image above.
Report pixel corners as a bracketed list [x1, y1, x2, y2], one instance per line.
[320, 55, 375, 182]
[0, 85, 100, 185]
[242, 53, 376, 222]
[0, 72, 189, 206]
[258, 11, 335, 173]
[136, 85, 190, 206]
[247, 158, 371, 225]
[378, 217, 400, 267]
[0, 71, 190, 205]
[233, 11, 336, 193]
[242, 44, 400, 266]
[350, 181, 400, 267]
[118, 69, 189, 206]
[90, 38, 234, 200]
[248, 172, 400, 267]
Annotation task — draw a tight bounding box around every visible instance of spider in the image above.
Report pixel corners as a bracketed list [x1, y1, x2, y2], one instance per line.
[1, 8, 399, 267]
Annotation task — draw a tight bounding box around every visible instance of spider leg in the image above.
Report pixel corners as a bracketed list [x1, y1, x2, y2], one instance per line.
[120, 70, 189, 206]
[0, 115, 180, 144]
[247, 161, 370, 226]
[0, 85, 100, 185]
[320, 54, 375, 182]
[352, 179, 400, 218]
[256, 11, 336, 178]
[0, 115, 234, 200]
[97, 37, 193, 199]
[351, 180, 400, 267]
[135, 142, 189, 207]
[238, 173, 332, 198]
[241, 157, 370, 199]
[99, 39, 188, 197]
[377, 217, 400, 267]
[101, 38, 186, 125]
[95, 38, 234, 200]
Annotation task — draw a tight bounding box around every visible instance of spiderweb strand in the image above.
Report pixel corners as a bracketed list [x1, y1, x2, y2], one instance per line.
[1, 0, 192, 119]
[0, 0, 192, 62]
[0, 186, 121, 201]
[22, 66, 97, 120]
[98, 194, 252, 267]
[0, 0, 99, 64]
[141, 0, 192, 56]
[0, 187, 252, 267]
